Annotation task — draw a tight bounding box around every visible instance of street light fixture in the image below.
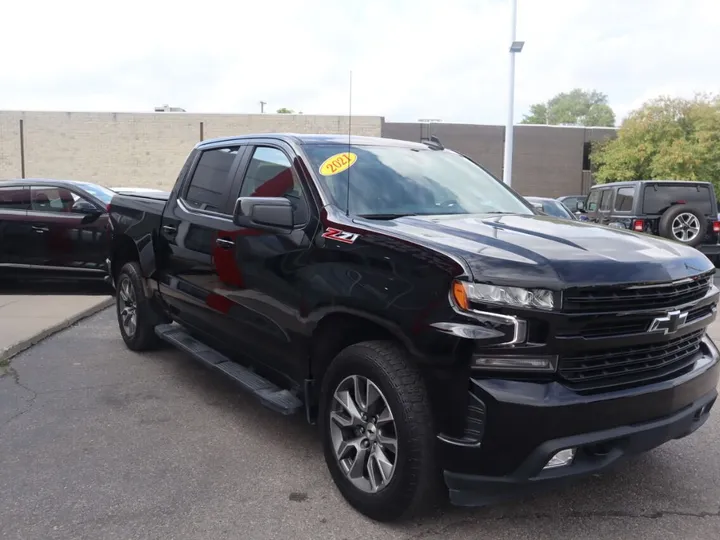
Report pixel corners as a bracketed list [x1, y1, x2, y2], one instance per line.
[502, 0, 522, 187]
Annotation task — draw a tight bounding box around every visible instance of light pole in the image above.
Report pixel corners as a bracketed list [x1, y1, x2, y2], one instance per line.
[502, 0, 524, 186]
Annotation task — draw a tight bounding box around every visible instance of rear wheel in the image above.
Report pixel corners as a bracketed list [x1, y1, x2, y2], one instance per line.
[319, 341, 438, 522]
[116, 261, 162, 351]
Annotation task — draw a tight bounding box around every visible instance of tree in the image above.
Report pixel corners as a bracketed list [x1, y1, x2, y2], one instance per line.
[592, 94, 720, 194]
[276, 107, 294, 114]
[521, 88, 616, 127]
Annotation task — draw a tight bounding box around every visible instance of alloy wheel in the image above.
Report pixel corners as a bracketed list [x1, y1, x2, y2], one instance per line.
[329, 375, 398, 494]
[671, 212, 701, 243]
[118, 276, 138, 337]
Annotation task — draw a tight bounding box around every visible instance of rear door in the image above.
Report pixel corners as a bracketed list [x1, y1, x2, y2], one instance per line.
[157, 143, 249, 342]
[0, 185, 31, 268]
[25, 185, 110, 274]
[609, 186, 637, 230]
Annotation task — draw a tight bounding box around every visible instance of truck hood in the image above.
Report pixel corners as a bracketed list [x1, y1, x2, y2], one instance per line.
[360, 214, 713, 288]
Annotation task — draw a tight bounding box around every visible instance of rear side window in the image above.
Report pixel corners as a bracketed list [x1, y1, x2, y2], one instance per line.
[614, 187, 635, 211]
[599, 190, 613, 211]
[642, 184, 713, 215]
[586, 190, 601, 212]
[0, 186, 30, 211]
[184, 147, 240, 213]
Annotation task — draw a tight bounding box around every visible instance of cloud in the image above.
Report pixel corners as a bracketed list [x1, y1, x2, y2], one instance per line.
[1, 0, 718, 125]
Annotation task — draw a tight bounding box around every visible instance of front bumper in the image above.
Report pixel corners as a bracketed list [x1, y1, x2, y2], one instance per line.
[439, 335, 720, 506]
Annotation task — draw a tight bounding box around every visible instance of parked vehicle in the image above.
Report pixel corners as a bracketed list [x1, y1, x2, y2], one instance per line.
[585, 181, 720, 262]
[108, 135, 719, 522]
[111, 187, 170, 197]
[0, 179, 114, 283]
[526, 196, 577, 220]
[557, 194, 586, 213]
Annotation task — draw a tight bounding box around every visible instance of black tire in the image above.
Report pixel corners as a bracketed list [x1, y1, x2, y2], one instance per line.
[318, 341, 438, 522]
[658, 205, 707, 247]
[115, 261, 163, 351]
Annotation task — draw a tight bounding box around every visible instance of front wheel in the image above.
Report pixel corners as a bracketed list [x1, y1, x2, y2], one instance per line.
[318, 341, 438, 521]
[116, 261, 162, 351]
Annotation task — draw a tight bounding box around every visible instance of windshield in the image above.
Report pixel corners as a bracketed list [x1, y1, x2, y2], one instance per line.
[303, 144, 533, 217]
[77, 182, 116, 204]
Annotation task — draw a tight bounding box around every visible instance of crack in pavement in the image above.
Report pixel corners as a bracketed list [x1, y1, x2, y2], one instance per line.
[404, 507, 720, 538]
[0, 366, 39, 430]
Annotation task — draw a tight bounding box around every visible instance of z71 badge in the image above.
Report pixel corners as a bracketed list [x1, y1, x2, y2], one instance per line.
[321, 227, 360, 244]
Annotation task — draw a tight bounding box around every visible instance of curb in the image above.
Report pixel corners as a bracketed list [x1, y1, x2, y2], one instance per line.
[0, 297, 115, 364]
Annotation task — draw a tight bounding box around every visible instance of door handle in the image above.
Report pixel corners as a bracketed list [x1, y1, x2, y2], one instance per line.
[32, 226, 49, 233]
[162, 225, 177, 235]
[216, 238, 235, 248]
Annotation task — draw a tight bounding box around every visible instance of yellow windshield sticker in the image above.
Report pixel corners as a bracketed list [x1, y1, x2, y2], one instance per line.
[319, 152, 357, 176]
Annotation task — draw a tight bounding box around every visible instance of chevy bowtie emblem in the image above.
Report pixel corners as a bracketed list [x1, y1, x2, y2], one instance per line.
[649, 310, 689, 335]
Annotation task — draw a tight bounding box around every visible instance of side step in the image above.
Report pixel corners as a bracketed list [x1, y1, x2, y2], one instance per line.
[154, 324, 303, 415]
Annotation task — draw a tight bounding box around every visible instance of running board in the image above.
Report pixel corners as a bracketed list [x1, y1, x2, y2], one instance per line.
[154, 324, 303, 415]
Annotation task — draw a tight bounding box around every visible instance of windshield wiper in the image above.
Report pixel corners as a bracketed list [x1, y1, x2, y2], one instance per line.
[357, 213, 418, 220]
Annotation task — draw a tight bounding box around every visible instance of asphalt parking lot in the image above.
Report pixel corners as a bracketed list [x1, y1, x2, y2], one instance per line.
[1, 309, 720, 540]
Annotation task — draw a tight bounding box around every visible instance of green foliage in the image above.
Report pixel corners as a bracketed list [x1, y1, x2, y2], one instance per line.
[276, 107, 294, 114]
[592, 94, 720, 195]
[521, 88, 616, 127]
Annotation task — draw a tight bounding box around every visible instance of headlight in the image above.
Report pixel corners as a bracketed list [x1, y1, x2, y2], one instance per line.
[453, 280, 556, 311]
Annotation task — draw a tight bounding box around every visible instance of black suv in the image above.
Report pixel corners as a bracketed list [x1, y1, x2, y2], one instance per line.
[585, 180, 720, 261]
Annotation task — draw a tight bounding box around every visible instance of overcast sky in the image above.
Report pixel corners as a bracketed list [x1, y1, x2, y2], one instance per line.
[1, 0, 718, 126]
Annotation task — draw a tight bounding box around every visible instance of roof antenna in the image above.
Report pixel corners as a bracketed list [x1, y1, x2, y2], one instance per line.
[345, 70, 352, 217]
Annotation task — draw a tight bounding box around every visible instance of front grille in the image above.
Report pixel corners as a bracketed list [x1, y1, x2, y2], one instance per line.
[559, 330, 705, 393]
[563, 273, 713, 313]
[559, 302, 716, 339]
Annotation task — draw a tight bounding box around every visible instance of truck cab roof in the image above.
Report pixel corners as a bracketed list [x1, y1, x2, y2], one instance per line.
[196, 133, 428, 151]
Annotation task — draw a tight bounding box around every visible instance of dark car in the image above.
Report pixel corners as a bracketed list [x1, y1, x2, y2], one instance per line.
[585, 180, 720, 262]
[108, 135, 718, 522]
[557, 194, 586, 213]
[526, 196, 577, 220]
[0, 179, 115, 283]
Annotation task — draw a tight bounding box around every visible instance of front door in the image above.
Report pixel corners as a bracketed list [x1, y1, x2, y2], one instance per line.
[216, 141, 318, 383]
[25, 185, 110, 275]
[597, 188, 615, 225]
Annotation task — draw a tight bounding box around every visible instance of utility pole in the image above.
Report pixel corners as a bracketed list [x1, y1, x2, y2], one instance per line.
[259, 101, 266, 113]
[502, 0, 524, 186]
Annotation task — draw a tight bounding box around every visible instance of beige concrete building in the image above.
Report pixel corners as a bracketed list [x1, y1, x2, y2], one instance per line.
[0, 111, 382, 189]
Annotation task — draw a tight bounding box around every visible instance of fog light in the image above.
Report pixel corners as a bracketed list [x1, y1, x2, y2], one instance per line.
[544, 448, 576, 470]
[472, 355, 558, 372]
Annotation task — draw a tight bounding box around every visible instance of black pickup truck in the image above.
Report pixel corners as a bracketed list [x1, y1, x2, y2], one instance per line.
[108, 134, 720, 522]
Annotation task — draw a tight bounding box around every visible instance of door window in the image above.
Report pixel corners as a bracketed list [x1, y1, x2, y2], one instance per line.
[239, 146, 308, 224]
[30, 187, 94, 213]
[184, 146, 240, 213]
[614, 187, 635, 212]
[586, 190, 601, 212]
[599, 189, 613, 211]
[0, 186, 30, 210]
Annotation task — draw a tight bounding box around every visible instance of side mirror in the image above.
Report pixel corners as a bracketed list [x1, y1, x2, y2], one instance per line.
[576, 201, 585, 211]
[233, 197, 293, 232]
[72, 200, 101, 214]
[531, 201, 545, 212]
